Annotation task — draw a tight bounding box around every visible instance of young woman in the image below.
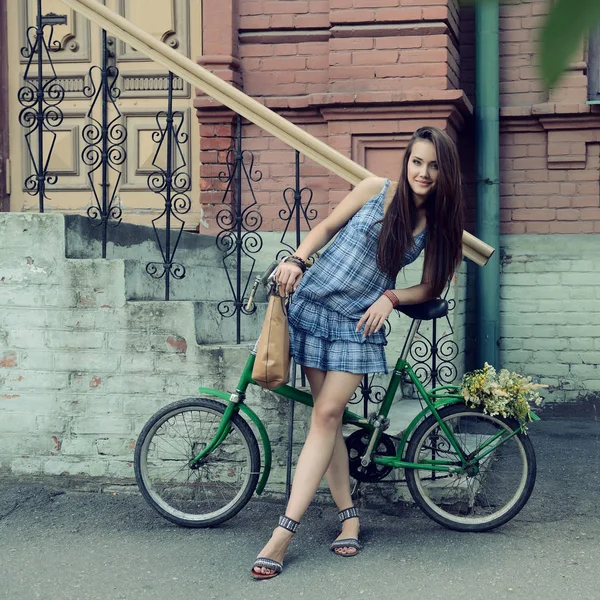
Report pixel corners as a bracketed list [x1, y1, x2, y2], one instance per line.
[252, 126, 464, 579]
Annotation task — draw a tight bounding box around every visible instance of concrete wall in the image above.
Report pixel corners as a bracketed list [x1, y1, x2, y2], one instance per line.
[0, 212, 466, 493]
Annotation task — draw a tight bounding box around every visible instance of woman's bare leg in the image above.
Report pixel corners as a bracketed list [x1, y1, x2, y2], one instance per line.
[324, 424, 360, 555]
[253, 369, 362, 575]
[303, 369, 359, 555]
[303, 371, 360, 555]
[304, 369, 359, 554]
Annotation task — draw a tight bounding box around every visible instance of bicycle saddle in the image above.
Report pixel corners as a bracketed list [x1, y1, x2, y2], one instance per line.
[396, 298, 448, 321]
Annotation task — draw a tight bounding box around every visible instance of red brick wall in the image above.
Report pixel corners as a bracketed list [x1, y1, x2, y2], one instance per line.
[238, 122, 332, 233]
[196, 0, 468, 234]
[498, 0, 600, 235]
[499, 1, 588, 108]
[500, 129, 600, 234]
[240, 41, 330, 98]
[237, 0, 461, 96]
[196, 0, 600, 237]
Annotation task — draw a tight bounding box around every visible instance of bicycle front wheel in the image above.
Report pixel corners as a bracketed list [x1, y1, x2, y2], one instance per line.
[134, 398, 260, 527]
[405, 404, 536, 532]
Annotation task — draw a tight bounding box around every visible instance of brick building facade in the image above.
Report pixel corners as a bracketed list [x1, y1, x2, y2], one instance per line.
[196, 0, 600, 232]
[196, 0, 472, 231]
[196, 0, 600, 404]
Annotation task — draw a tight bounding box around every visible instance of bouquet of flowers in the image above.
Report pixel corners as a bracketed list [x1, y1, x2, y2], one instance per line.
[460, 363, 546, 423]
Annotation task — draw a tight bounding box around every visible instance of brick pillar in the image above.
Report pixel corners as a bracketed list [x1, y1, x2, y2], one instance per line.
[196, 0, 241, 232]
[196, 114, 237, 232]
[197, 0, 242, 88]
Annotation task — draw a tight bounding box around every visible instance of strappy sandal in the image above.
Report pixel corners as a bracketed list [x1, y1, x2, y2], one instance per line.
[330, 507, 361, 557]
[251, 515, 299, 580]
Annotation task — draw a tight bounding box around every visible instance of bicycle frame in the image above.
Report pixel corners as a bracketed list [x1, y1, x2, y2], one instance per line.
[194, 343, 536, 496]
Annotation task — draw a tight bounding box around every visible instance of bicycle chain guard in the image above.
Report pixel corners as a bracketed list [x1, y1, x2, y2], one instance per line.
[346, 430, 397, 483]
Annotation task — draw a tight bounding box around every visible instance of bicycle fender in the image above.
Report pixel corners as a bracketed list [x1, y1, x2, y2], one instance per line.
[198, 387, 272, 495]
[433, 397, 465, 411]
[236, 403, 272, 495]
[198, 387, 229, 401]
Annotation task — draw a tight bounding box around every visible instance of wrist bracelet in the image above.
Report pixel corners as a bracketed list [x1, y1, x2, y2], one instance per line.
[291, 254, 307, 267]
[383, 290, 400, 308]
[283, 255, 306, 273]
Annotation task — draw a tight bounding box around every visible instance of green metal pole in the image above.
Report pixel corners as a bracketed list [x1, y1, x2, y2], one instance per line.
[475, 0, 500, 369]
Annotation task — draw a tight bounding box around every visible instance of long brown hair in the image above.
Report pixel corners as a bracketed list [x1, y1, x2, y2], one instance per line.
[376, 126, 464, 297]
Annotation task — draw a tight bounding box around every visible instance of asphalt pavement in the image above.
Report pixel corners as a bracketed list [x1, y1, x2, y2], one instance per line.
[1, 417, 599, 600]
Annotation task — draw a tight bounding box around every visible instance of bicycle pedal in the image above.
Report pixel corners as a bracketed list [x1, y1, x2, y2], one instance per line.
[368, 413, 390, 431]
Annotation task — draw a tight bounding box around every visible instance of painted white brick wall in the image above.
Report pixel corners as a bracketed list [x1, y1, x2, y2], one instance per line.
[0, 213, 466, 494]
[0, 214, 259, 482]
[500, 234, 600, 403]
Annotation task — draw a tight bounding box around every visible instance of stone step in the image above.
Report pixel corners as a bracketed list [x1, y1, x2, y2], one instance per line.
[386, 397, 424, 437]
[194, 300, 268, 344]
[124, 261, 269, 302]
[64, 214, 224, 267]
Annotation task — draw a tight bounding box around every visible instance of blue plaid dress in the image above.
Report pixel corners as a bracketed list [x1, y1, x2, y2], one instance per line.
[288, 179, 427, 374]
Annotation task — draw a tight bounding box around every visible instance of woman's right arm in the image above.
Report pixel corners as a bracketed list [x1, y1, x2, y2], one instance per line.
[276, 176, 386, 295]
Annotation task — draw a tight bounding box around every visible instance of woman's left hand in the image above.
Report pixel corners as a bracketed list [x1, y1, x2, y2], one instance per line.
[356, 295, 395, 338]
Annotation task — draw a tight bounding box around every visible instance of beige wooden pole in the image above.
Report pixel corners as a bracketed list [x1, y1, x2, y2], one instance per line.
[58, 0, 495, 266]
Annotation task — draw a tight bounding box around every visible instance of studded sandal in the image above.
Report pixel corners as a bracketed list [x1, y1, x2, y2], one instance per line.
[251, 515, 299, 580]
[330, 507, 360, 557]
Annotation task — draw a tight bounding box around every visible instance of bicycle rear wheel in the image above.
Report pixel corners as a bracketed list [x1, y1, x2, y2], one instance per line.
[134, 398, 260, 527]
[405, 404, 536, 532]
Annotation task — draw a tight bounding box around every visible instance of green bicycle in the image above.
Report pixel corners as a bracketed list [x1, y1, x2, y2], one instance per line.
[134, 269, 538, 533]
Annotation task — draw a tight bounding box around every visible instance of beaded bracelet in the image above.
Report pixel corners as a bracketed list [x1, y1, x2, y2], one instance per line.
[382, 290, 400, 308]
[291, 254, 307, 267]
[282, 255, 306, 273]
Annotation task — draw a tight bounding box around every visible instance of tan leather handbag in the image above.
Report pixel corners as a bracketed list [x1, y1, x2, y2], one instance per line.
[251, 284, 291, 390]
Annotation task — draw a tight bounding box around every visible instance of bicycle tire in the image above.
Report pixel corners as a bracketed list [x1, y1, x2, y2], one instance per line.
[405, 404, 536, 532]
[134, 398, 260, 527]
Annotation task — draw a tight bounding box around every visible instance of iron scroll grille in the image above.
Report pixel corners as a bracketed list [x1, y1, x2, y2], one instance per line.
[146, 72, 192, 301]
[17, 6, 67, 212]
[276, 151, 317, 261]
[215, 116, 264, 344]
[409, 297, 459, 388]
[82, 31, 127, 258]
[349, 293, 458, 416]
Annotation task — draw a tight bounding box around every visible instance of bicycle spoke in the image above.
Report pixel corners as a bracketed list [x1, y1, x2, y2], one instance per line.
[180, 412, 196, 451]
[151, 432, 189, 459]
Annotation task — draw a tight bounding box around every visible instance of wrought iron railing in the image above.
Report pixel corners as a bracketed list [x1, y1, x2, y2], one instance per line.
[277, 150, 317, 261]
[409, 297, 459, 388]
[18, 2, 191, 301]
[18, 4, 66, 212]
[82, 30, 125, 258]
[146, 71, 192, 301]
[215, 115, 263, 343]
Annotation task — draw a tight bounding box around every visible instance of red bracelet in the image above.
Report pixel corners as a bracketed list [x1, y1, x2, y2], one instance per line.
[382, 290, 400, 308]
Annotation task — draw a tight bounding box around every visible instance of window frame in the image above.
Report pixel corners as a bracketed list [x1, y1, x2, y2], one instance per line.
[589, 26, 600, 102]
